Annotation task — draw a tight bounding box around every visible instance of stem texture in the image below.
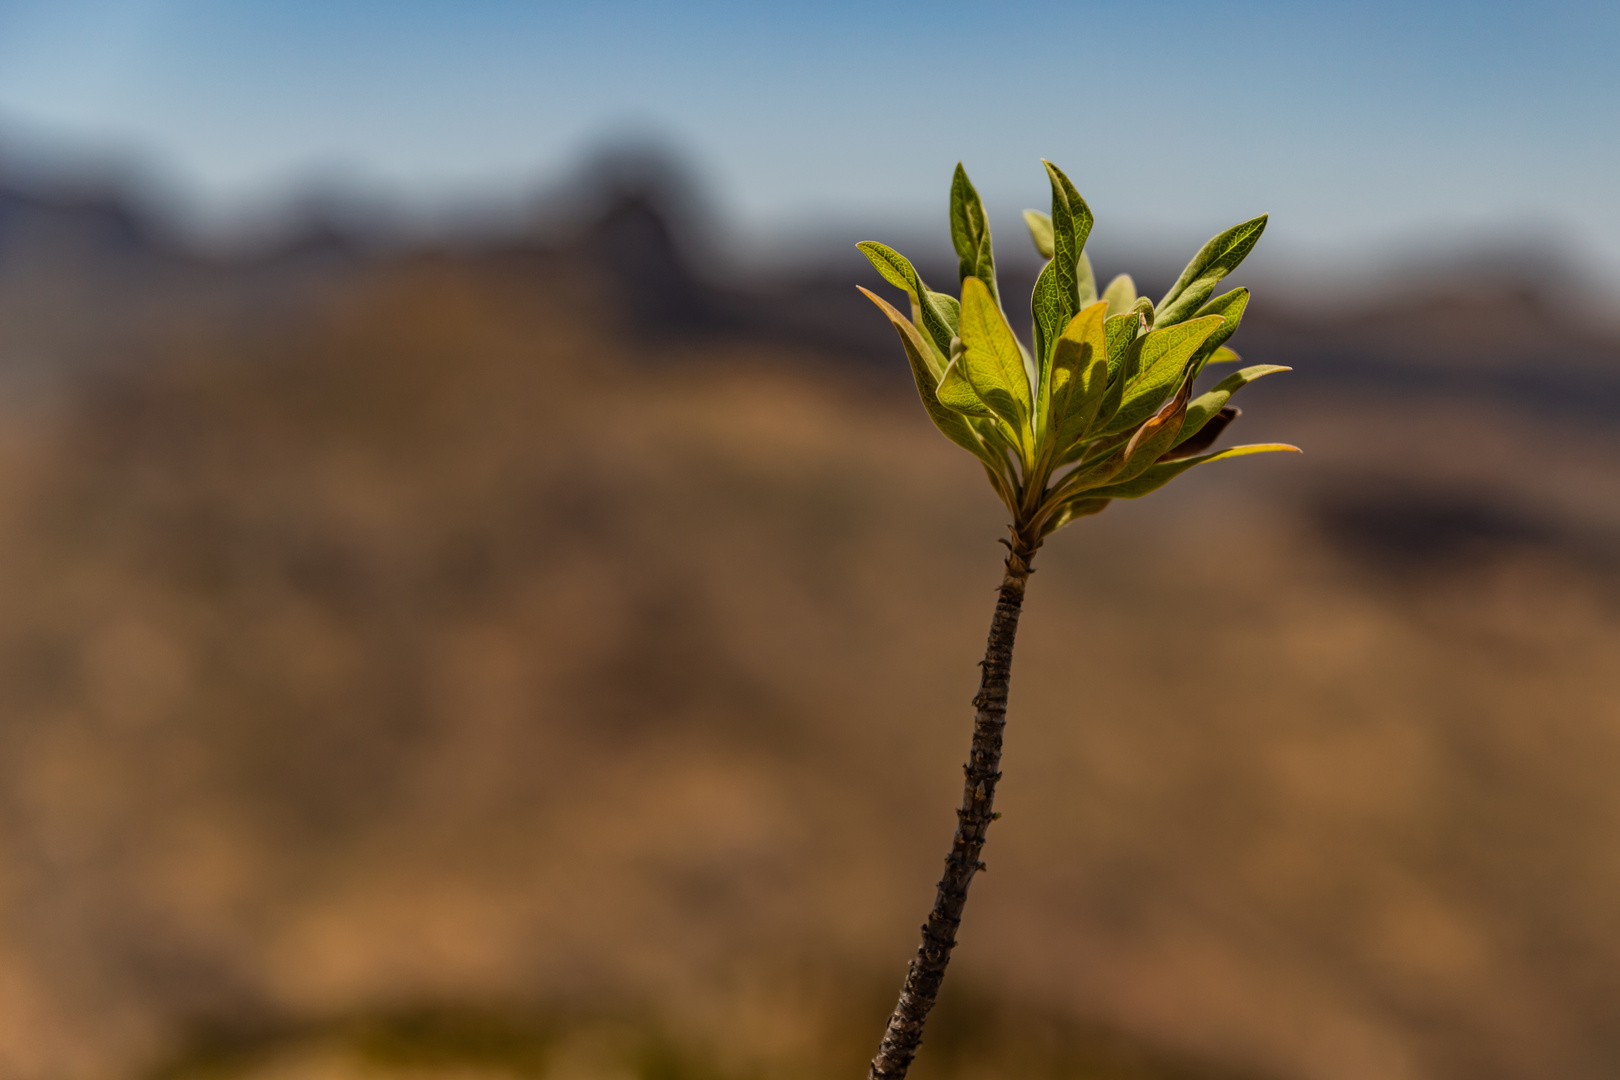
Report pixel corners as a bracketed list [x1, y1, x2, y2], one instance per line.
[868, 536, 1038, 1080]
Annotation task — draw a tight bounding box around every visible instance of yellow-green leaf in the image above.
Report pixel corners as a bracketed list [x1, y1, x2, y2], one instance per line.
[1047, 300, 1111, 448]
[938, 356, 994, 417]
[1023, 210, 1054, 259]
[1031, 161, 1094, 386]
[1088, 442, 1300, 499]
[857, 241, 955, 364]
[959, 275, 1032, 436]
[1101, 273, 1137, 318]
[1077, 251, 1097, 308]
[1111, 369, 1198, 483]
[1040, 495, 1111, 537]
[951, 163, 998, 303]
[1174, 364, 1289, 450]
[1095, 315, 1223, 437]
[1186, 287, 1250, 377]
[858, 286, 1002, 470]
[1156, 215, 1267, 327]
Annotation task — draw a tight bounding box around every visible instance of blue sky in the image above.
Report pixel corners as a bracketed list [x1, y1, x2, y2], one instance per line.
[1, 0, 1617, 288]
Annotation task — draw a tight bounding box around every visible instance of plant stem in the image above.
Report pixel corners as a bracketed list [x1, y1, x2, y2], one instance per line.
[868, 533, 1038, 1080]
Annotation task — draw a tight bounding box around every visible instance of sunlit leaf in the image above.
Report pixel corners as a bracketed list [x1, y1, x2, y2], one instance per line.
[951, 164, 998, 303]
[1088, 311, 1144, 441]
[959, 276, 1032, 436]
[1174, 364, 1289, 449]
[1047, 301, 1110, 449]
[1162, 406, 1237, 460]
[858, 286, 1003, 470]
[1040, 495, 1111, 537]
[1023, 210, 1054, 259]
[928, 291, 961, 336]
[1110, 369, 1198, 483]
[938, 355, 995, 417]
[1101, 273, 1137, 318]
[1155, 214, 1267, 327]
[1186, 288, 1249, 377]
[1131, 295, 1156, 328]
[1031, 161, 1095, 382]
[1087, 442, 1300, 499]
[1095, 315, 1223, 437]
[1077, 251, 1097, 309]
[857, 241, 956, 362]
[1103, 311, 1141, 378]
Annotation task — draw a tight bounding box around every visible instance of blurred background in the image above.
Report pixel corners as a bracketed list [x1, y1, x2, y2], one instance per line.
[2, 3, 1619, 1079]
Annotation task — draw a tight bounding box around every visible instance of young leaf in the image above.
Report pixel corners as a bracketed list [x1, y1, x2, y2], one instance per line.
[950, 164, 998, 303]
[1095, 315, 1223, 437]
[1193, 288, 1249, 352]
[1047, 301, 1111, 449]
[928, 291, 961, 336]
[1155, 214, 1267, 327]
[1030, 161, 1095, 382]
[858, 286, 1001, 469]
[1109, 369, 1198, 485]
[959, 276, 1032, 436]
[1186, 288, 1250, 378]
[1104, 311, 1141, 378]
[938, 356, 995, 417]
[1077, 251, 1098, 308]
[1101, 273, 1137, 318]
[1040, 495, 1111, 537]
[1023, 210, 1055, 259]
[1089, 312, 1145, 440]
[1174, 364, 1290, 449]
[858, 241, 956, 362]
[1086, 442, 1300, 499]
[1162, 406, 1237, 460]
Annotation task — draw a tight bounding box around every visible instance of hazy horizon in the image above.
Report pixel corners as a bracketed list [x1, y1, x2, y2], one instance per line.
[2, 0, 1617, 299]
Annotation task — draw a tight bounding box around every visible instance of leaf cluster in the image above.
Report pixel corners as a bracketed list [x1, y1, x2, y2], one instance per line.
[859, 161, 1297, 542]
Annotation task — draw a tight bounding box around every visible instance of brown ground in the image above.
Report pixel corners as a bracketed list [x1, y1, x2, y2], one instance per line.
[1, 242, 1619, 1080]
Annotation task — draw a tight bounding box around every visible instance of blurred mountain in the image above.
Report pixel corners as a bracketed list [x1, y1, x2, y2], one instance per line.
[1, 161, 1619, 1080]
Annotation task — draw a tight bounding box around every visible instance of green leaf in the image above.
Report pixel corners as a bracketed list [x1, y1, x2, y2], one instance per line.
[1174, 364, 1289, 449]
[1162, 406, 1237, 461]
[1088, 311, 1145, 441]
[1030, 161, 1095, 385]
[1108, 369, 1198, 485]
[1186, 288, 1250, 377]
[1193, 288, 1248, 350]
[858, 286, 1003, 470]
[938, 356, 994, 417]
[1131, 295, 1156, 327]
[1077, 251, 1098, 308]
[1086, 442, 1300, 499]
[1047, 300, 1111, 450]
[1204, 346, 1242, 365]
[950, 164, 998, 303]
[1040, 495, 1111, 537]
[1023, 210, 1054, 259]
[857, 241, 956, 363]
[928, 291, 961, 336]
[959, 275, 1032, 437]
[1103, 311, 1141, 379]
[1095, 315, 1224, 437]
[1155, 214, 1267, 327]
[1101, 273, 1137, 318]
[1062, 365, 1199, 492]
